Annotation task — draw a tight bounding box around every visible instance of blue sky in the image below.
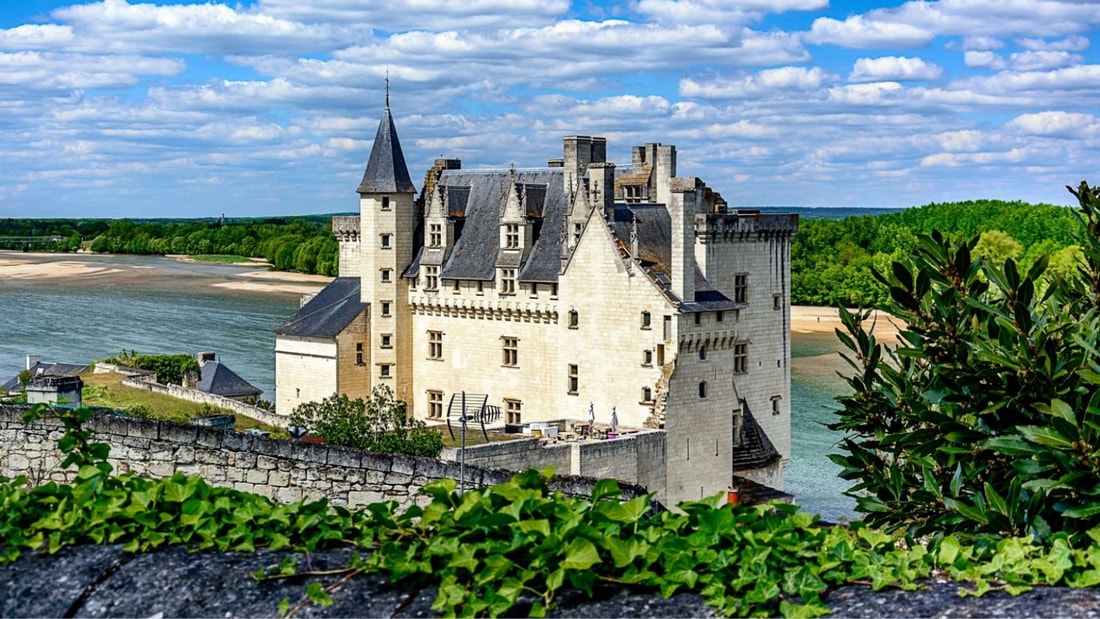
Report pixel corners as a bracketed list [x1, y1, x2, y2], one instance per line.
[1, 0, 1098, 218]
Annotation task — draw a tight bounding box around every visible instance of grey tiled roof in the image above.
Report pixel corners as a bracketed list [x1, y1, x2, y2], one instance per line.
[607, 204, 738, 312]
[731, 407, 782, 471]
[197, 361, 262, 398]
[356, 106, 416, 194]
[2, 362, 89, 394]
[275, 278, 367, 339]
[433, 169, 568, 282]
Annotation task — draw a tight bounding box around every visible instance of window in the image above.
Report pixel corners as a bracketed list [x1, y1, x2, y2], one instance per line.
[380, 364, 392, 378]
[773, 294, 782, 310]
[642, 349, 653, 366]
[716, 311, 723, 323]
[477, 280, 484, 294]
[734, 342, 748, 374]
[567, 364, 578, 394]
[641, 311, 652, 329]
[380, 233, 391, 249]
[502, 336, 518, 367]
[380, 334, 392, 348]
[734, 273, 748, 303]
[429, 223, 442, 247]
[529, 283, 538, 298]
[428, 331, 443, 360]
[380, 269, 391, 283]
[505, 399, 522, 425]
[572, 222, 583, 246]
[505, 224, 520, 249]
[699, 346, 707, 361]
[694, 312, 701, 325]
[356, 343, 364, 365]
[663, 315, 672, 340]
[500, 269, 516, 295]
[550, 283, 558, 298]
[453, 280, 460, 293]
[381, 301, 391, 317]
[698, 381, 707, 398]
[642, 386, 653, 402]
[425, 265, 439, 290]
[381, 196, 391, 211]
[428, 390, 443, 419]
[568, 310, 579, 329]
[772, 395, 782, 416]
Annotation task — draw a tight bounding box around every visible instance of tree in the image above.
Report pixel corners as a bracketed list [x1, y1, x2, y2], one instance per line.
[830, 181, 1100, 543]
[290, 386, 443, 458]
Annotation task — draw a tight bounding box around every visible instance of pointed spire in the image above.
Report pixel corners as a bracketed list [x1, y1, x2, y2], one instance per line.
[356, 82, 415, 195]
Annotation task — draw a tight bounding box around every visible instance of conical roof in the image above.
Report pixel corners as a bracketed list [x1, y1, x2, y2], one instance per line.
[356, 102, 416, 194]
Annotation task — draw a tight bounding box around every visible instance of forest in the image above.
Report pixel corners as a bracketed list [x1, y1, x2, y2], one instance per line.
[2, 199, 1081, 308]
[0, 215, 341, 277]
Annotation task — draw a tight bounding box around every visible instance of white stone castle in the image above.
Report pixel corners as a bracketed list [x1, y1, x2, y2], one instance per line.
[275, 96, 798, 505]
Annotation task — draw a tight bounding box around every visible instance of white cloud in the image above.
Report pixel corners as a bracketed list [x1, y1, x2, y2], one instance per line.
[1008, 111, 1095, 137]
[963, 51, 1006, 70]
[959, 35, 1003, 51]
[256, 0, 572, 31]
[1017, 35, 1090, 51]
[849, 56, 942, 82]
[680, 66, 833, 99]
[806, 16, 933, 48]
[0, 24, 74, 50]
[632, 0, 827, 26]
[1008, 50, 1082, 71]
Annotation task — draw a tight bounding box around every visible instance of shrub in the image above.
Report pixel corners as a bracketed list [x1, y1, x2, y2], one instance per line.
[831, 181, 1100, 543]
[290, 386, 443, 458]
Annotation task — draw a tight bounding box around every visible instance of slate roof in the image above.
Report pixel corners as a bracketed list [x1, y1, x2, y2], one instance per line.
[356, 105, 416, 194]
[275, 278, 367, 339]
[607, 204, 739, 312]
[2, 362, 89, 394]
[197, 361, 262, 399]
[427, 169, 568, 283]
[731, 407, 782, 471]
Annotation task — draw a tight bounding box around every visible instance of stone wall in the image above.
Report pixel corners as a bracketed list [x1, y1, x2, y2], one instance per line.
[118, 373, 287, 429]
[0, 405, 646, 509]
[443, 430, 667, 503]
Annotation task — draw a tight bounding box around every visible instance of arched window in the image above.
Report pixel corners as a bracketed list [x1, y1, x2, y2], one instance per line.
[698, 381, 707, 398]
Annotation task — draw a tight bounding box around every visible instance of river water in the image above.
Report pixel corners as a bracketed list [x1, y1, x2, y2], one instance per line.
[0, 252, 856, 520]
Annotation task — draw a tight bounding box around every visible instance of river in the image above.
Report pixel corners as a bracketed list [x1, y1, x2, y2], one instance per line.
[0, 251, 856, 520]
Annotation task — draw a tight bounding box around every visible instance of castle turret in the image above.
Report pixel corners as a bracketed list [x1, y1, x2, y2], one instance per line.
[357, 89, 417, 402]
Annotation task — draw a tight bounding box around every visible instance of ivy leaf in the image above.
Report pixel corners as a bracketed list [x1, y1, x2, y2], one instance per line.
[562, 538, 601, 571]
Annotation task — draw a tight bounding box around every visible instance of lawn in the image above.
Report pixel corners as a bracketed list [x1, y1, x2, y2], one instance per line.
[80, 372, 283, 435]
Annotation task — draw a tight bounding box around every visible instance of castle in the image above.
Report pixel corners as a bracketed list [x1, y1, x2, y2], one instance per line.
[274, 96, 798, 504]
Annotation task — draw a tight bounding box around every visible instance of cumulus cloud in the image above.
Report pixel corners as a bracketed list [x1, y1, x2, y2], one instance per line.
[0, 24, 74, 50]
[1008, 50, 1082, 71]
[1007, 111, 1095, 137]
[632, 0, 827, 26]
[806, 15, 933, 48]
[964, 51, 1007, 70]
[1017, 35, 1090, 51]
[849, 56, 942, 82]
[680, 66, 834, 99]
[256, 0, 572, 31]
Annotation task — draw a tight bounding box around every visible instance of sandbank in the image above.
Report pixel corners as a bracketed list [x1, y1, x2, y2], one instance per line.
[790, 306, 904, 337]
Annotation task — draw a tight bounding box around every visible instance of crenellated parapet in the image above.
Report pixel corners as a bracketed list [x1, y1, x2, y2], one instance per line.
[408, 295, 558, 324]
[695, 212, 798, 243]
[331, 216, 361, 242]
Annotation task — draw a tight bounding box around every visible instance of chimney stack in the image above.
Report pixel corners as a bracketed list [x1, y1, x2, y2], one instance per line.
[668, 179, 697, 305]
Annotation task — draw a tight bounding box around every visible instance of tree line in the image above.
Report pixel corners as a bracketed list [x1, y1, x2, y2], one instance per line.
[791, 199, 1080, 308]
[0, 216, 340, 277]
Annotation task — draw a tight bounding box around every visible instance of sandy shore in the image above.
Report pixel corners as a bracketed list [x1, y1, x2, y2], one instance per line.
[790, 306, 904, 337]
[0, 251, 331, 295]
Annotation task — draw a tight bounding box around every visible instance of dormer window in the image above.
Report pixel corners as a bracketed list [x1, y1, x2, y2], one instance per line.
[425, 266, 439, 290]
[505, 224, 520, 250]
[500, 269, 516, 295]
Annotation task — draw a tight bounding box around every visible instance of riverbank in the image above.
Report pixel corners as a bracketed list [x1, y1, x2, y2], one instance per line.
[0, 251, 331, 296]
[790, 305, 903, 337]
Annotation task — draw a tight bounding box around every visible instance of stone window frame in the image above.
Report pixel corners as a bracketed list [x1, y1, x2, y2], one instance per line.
[424, 265, 439, 291]
[355, 342, 365, 366]
[734, 273, 748, 304]
[380, 301, 392, 317]
[641, 386, 653, 403]
[379, 363, 392, 379]
[505, 398, 522, 425]
[429, 222, 443, 248]
[380, 233, 392, 249]
[641, 311, 652, 329]
[504, 223, 521, 250]
[428, 390, 444, 419]
[733, 342, 748, 374]
[381, 196, 391, 211]
[380, 333, 393, 349]
[500, 268, 517, 295]
[642, 349, 653, 367]
[380, 268, 392, 283]
[501, 336, 519, 368]
[567, 364, 579, 395]
[428, 330, 443, 360]
[772, 395, 782, 416]
[698, 380, 707, 399]
[568, 310, 579, 329]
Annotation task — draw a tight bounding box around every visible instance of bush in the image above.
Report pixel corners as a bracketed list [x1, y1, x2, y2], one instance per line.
[103, 350, 200, 386]
[831, 181, 1100, 543]
[290, 386, 443, 458]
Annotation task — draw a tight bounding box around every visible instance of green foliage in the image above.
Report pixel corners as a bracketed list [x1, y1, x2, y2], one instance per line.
[102, 350, 200, 386]
[830, 181, 1100, 542]
[792, 200, 1079, 308]
[13, 403, 1100, 617]
[289, 386, 443, 458]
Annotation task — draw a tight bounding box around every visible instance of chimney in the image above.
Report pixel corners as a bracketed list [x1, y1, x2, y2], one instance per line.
[26, 354, 39, 371]
[668, 180, 697, 305]
[589, 162, 616, 220]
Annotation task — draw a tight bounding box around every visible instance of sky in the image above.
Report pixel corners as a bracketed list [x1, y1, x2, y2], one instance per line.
[1, 1, 1098, 219]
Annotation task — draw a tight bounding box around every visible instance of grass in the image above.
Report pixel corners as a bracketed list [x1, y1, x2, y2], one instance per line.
[80, 372, 283, 435]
